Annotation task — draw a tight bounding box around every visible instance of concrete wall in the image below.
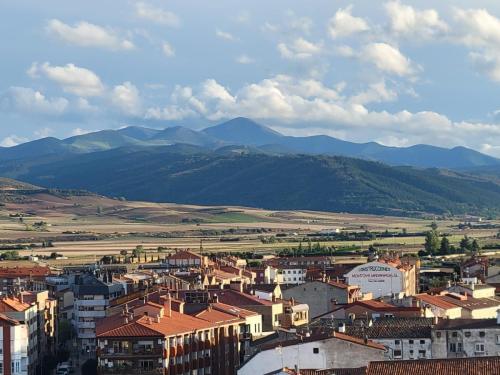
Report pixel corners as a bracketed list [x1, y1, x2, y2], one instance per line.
[238, 337, 384, 375]
[432, 326, 500, 358]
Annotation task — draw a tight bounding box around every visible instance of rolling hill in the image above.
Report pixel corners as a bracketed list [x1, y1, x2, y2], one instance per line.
[2, 146, 500, 216]
[0, 117, 498, 169]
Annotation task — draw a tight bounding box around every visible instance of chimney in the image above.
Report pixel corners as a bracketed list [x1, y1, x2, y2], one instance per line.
[155, 314, 161, 323]
[433, 315, 439, 325]
[338, 322, 346, 333]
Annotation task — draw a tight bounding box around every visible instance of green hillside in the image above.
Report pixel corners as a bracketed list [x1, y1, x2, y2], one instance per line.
[4, 147, 500, 216]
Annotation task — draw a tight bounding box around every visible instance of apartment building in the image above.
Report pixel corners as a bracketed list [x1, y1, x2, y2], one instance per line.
[73, 274, 124, 353]
[96, 299, 243, 375]
[0, 313, 29, 375]
[432, 316, 500, 358]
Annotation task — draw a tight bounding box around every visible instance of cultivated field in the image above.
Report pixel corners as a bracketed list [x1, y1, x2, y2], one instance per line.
[0, 189, 498, 267]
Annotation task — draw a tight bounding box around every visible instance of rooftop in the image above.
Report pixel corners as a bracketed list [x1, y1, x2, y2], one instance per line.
[365, 356, 500, 375]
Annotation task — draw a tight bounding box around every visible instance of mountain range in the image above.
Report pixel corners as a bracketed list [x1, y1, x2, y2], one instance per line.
[2, 117, 500, 216]
[1, 117, 499, 170]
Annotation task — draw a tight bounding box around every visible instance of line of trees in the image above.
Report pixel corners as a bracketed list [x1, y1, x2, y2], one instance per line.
[424, 222, 480, 255]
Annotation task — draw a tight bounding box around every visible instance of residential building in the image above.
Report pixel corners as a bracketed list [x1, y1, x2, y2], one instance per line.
[282, 280, 361, 319]
[237, 332, 385, 375]
[344, 257, 417, 299]
[0, 313, 29, 375]
[73, 274, 124, 353]
[165, 249, 207, 268]
[345, 317, 433, 360]
[96, 298, 243, 375]
[432, 316, 500, 358]
[279, 267, 307, 285]
[0, 296, 39, 375]
[327, 300, 421, 320]
[0, 267, 51, 293]
[209, 289, 284, 332]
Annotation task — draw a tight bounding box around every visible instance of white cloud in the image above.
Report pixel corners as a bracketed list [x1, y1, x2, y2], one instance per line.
[30, 62, 104, 97]
[135, 2, 180, 27]
[34, 127, 53, 138]
[3, 86, 68, 115]
[454, 8, 500, 49]
[236, 54, 255, 64]
[328, 5, 369, 39]
[277, 38, 322, 60]
[286, 11, 313, 34]
[454, 8, 500, 82]
[70, 128, 92, 136]
[349, 80, 398, 105]
[0, 135, 29, 147]
[362, 43, 415, 77]
[144, 74, 500, 155]
[110, 82, 141, 116]
[46, 19, 134, 50]
[384, 1, 448, 39]
[215, 29, 237, 42]
[162, 42, 175, 57]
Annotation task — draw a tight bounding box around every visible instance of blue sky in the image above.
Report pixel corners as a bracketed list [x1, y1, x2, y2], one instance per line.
[3, 1, 500, 155]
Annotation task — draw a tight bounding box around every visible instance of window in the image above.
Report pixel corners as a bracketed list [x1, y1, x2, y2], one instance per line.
[394, 340, 401, 345]
[313, 348, 319, 354]
[449, 343, 462, 353]
[393, 350, 402, 358]
[496, 335, 500, 344]
[479, 331, 486, 338]
[452, 332, 458, 338]
[465, 331, 471, 338]
[418, 350, 426, 358]
[436, 332, 441, 338]
[420, 340, 425, 345]
[475, 343, 485, 353]
[409, 340, 414, 345]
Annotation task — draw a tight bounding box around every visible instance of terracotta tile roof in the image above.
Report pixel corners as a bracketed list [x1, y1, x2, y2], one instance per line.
[414, 294, 460, 310]
[211, 302, 259, 318]
[210, 289, 276, 306]
[96, 317, 163, 338]
[195, 307, 244, 325]
[441, 295, 500, 310]
[168, 250, 202, 260]
[0, 297, 31, 312]
[0, 266, 51, 278]
[136, 311, 214, 336]
[366, 357, 500, 375]
[328, 280, 350, 289]
[352, 300, 420, 312]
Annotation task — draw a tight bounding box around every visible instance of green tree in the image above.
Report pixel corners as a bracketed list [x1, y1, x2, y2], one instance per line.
[471, 239, 480, 253]
[119, 249, 128, 256]
[424, 230, 440, 254]
[430, 221, 438, 231]
[460, 235, 471, 252]
[439, 237, 451, 255]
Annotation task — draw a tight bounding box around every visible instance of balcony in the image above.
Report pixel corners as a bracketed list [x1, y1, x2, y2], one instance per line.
[99, 347, 163, 357]
[99, 367, 163, 375]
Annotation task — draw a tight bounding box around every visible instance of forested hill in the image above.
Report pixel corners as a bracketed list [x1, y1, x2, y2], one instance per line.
[3, 146, 500, 216]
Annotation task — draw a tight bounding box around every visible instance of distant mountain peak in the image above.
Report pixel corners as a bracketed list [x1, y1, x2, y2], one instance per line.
[202, 117, 283, 146]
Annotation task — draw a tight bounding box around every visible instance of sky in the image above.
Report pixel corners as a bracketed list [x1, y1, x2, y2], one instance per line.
[3, 1, 500, 155]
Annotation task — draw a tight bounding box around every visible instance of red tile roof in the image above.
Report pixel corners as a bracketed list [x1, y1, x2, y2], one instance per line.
[366, 357, 500, 375]
[415, 294, 463, 310]
[0, 266, 51, 278]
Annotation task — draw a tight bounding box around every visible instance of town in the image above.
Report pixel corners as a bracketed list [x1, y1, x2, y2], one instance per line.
[6, 0, 500, 374]
[2, 230, 500, 375]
